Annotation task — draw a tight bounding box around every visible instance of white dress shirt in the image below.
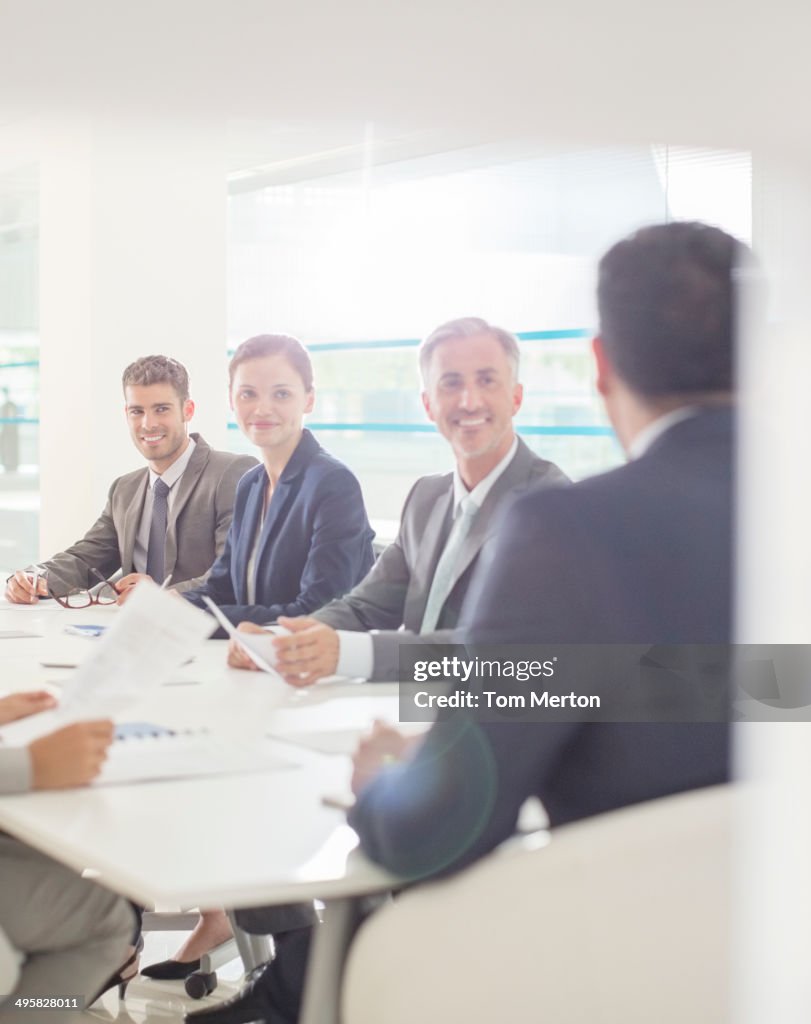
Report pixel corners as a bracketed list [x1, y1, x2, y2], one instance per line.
[627, 407, 698, 460]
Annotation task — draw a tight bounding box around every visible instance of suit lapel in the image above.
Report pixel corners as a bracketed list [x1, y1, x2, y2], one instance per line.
[247, 430, 321, 601]
[407, 483, 454, 627]
[440, 439, 537, 599]
[255, 478, 293, 559]
[120, 472, 149, 574]
[164, 438, 209, 574]
[236, 472, 266, 603]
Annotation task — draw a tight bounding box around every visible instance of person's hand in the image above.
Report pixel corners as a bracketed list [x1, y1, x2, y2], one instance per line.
[350, 720, 415, 795]
[273, 617, 339, 688]
[0, 690, 57, 725]
[115, 573, 153, 605]
[28, 721, 115, 789]
[4, 571, 48, 605]
[227, 622, 267, 671]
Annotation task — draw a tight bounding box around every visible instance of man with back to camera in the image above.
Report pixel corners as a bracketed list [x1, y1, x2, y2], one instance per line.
[351, 220, 740, 878]
[0, 690, 135, 1022]
[188, 317, 570, 1024]
[228, 316, 569, 684]
[4, 355, 256, 606]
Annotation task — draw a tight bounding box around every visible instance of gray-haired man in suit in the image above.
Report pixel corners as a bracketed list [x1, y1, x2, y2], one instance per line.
[231, 317, 568, 683]
[5, 355, 256, 606]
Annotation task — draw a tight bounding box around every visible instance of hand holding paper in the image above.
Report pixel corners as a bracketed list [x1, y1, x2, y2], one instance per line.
[58, 580, 216, 721]
[202, 597, 287, 679]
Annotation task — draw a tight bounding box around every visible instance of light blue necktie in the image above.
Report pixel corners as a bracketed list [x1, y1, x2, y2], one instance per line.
[420, 495, 478, 633]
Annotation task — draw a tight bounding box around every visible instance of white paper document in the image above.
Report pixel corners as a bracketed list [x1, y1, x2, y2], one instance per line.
[96, 731, 293, 785]
[269, 720, 431, 756]
[202, 596, 287, 678]
[58, 582, 215, 721]
[270, 728, 369, 756]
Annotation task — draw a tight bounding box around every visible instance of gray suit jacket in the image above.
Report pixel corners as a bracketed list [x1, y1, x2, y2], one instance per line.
[0, 747, 31, 794]
[314, 437, 569, 679]
[41, 434, 257, 595]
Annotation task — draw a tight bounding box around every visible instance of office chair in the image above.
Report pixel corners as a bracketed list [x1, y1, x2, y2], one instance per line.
[341, 785, 736, 1024]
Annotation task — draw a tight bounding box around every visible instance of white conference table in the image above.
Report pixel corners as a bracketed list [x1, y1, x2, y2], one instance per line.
[0, 597, 412, 1023]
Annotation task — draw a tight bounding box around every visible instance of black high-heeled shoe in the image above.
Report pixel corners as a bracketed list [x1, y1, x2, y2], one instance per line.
[141, 956, 201, 980]
[89, 935, 144, 1005]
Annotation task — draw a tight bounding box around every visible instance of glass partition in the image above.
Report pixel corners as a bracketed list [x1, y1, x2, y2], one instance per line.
[227, 141, 751, 526]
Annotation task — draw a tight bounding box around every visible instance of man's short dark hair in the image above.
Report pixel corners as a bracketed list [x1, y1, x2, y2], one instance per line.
[229, 334, 314, 392]
[597, 221, 748, 397]
[122, 355, 190, 403]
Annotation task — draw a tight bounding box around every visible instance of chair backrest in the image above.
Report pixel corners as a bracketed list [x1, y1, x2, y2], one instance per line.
[341, 785, 735, 1024]
[0, 923, 21, 1003]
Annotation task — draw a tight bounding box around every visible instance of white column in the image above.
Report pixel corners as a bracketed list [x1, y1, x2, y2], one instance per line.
[734, 155, 811, 1023]
[38, 113, 227, 555]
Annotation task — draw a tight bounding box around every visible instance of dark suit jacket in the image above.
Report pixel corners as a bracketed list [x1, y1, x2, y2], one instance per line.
[184, 430, 375, 626]
[349, 409, 732, 878]
[314, 437, 569, 680]
[41, 434, 256, 594]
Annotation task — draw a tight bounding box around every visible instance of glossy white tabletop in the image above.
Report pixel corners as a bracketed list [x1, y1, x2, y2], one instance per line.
[0, 598, 402, 906]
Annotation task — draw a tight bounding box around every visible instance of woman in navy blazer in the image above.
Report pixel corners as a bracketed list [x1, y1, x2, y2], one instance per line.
[183, 334, 374, 627]
[143, 335, 375, 981]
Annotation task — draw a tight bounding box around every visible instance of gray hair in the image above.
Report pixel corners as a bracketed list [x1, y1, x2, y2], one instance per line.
[418, 317, 520, 383]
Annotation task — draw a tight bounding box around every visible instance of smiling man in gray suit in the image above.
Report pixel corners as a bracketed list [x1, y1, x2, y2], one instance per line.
[231, 317, 568, 685]
[5, 356, 256, 605]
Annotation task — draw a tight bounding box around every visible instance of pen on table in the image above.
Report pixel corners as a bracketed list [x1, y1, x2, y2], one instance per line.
[321, 793, 355, 811]
[160, 574, 173, 590]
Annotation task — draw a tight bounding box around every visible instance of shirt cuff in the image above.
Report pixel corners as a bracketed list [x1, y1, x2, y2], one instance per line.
[0, 745, 33, 794]
[336, 631, 374, 681]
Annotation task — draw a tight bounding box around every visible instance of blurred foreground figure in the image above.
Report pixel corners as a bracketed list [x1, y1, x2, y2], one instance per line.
[0, 692, 135, 1023]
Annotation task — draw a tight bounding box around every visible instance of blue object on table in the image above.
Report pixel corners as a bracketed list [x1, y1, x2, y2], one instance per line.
[63, 625, 107, 638]
[114, 722, 177, 740]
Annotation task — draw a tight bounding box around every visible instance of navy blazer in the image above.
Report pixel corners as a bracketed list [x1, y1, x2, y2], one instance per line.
[350, 409, 732, 878]
[185, 430, 375, 627]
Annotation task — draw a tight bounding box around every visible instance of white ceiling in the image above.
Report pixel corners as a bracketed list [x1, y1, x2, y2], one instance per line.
[0, 0, 809, 163]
